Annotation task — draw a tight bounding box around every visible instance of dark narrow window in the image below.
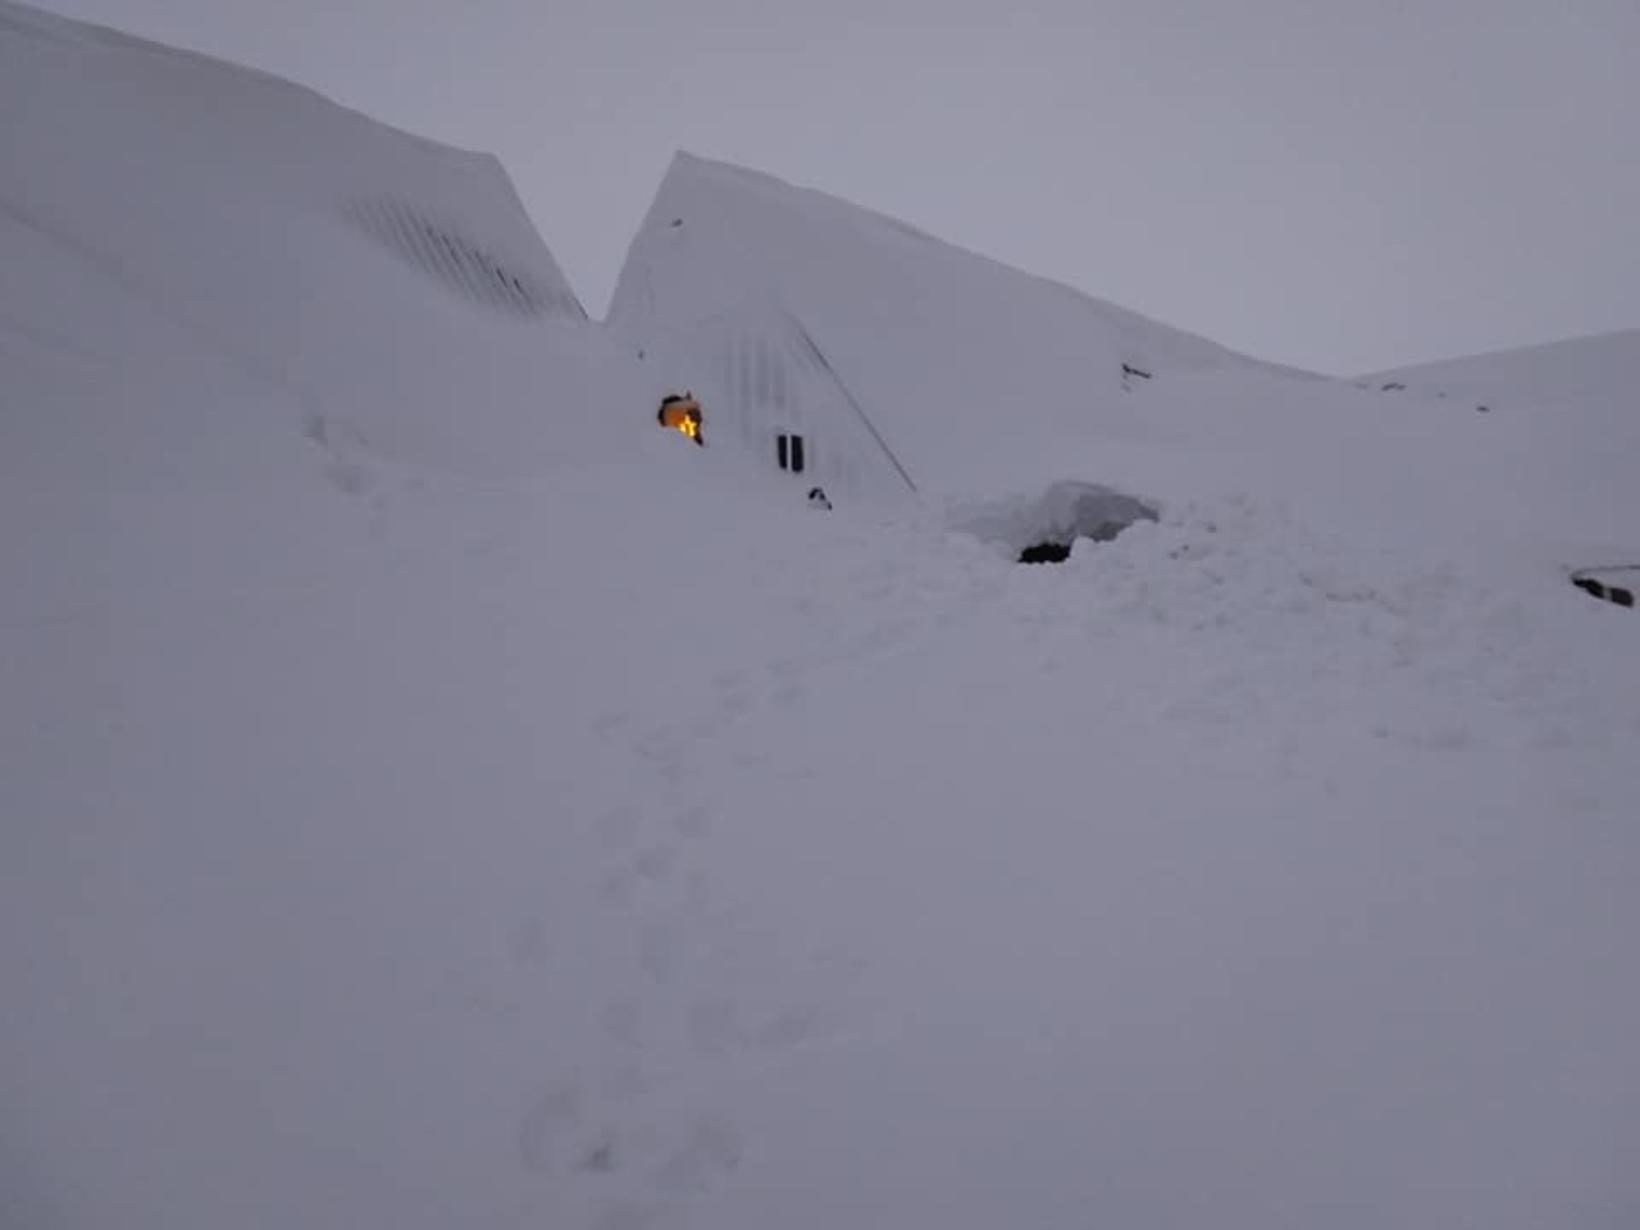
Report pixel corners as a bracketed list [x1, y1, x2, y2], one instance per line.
[777, 433, 807, 473]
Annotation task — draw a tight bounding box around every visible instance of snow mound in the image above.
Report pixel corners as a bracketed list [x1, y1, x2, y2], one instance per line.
[1366, 328, 1640, 412]
[1363, 329, 1640, 574]
[955, 481, 1161, 562]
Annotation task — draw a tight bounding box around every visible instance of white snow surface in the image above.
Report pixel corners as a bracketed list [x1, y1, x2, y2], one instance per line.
[3, 6, 1639, 1229]
[1369, 328, 1640, 414]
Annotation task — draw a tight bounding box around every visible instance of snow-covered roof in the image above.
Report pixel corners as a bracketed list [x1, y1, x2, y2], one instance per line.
[609, 152, 1324, 497]
[0, 0, 614, 477]
[1367, 327, 1640, 411]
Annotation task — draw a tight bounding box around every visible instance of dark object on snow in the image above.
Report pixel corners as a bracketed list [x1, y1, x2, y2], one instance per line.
[1475, 404, 1490, 413]
[1380, 382, 1406, 392]
[1019, 541, 1073, 564]
[1121, 362, 1153, 381]
[1572, 574, 1637, 608]
[807, 486, 832, 510]
[777, 432, 806, 473]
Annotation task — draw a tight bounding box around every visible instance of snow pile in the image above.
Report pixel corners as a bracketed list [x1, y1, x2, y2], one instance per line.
[1366, 330, 1640, 575]
[3, 5, 1639, 1230]
[954, 480, 1161, 561]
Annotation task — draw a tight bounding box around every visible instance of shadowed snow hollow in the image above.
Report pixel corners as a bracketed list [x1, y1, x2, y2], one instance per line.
[955, 481, 1161, 563]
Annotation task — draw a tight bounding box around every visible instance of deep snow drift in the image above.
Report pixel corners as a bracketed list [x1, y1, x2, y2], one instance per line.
[1368, 330, 1640, 587]
[3, 5, 1638, 1229]
[1369, 327, 1640, 414]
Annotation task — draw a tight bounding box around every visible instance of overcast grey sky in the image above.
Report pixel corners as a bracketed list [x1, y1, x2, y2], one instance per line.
[28, 0, 1640, 374]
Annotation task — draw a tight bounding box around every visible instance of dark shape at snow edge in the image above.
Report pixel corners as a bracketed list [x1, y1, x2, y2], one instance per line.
[1571, 566, 1638, 610]
[954, 481, 1161, 565]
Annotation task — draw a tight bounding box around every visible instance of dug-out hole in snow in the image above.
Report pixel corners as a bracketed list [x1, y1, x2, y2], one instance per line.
[956, 481, 1160, 564]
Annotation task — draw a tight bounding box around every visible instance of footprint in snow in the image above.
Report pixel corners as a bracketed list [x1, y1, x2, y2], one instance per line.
[655, 1116, 742, 1195]
[505, 916, 552, 967]
[600, 995, 643, 1048]
[674, 804, 711, 840]
[597, 804, 643, 853]
[518, 1082, 583, 1174]
[772, 680, 807, 709]
[593, 1200, 658, 1230]
[631, 844, 677, 883]
[638, 920, 677, 983]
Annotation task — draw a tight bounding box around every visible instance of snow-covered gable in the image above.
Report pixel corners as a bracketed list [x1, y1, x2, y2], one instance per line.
[609, 152, 1312, 501]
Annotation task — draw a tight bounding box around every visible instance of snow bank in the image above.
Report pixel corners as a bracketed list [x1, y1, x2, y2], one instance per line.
[4, 7, 1640, 1230]
[1363, 329, 1640, 574]
[1367, 328, 1640, 411]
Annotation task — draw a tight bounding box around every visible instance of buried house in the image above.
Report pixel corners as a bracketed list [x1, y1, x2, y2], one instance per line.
[606, 153, 1300, 549]
[610, 157, 1640, 586]
[0, 0, 609, 479]
[637, 302, 920, 504]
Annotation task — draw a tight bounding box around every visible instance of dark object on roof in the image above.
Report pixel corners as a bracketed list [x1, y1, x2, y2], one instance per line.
[1574, 576, 1635, 608]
